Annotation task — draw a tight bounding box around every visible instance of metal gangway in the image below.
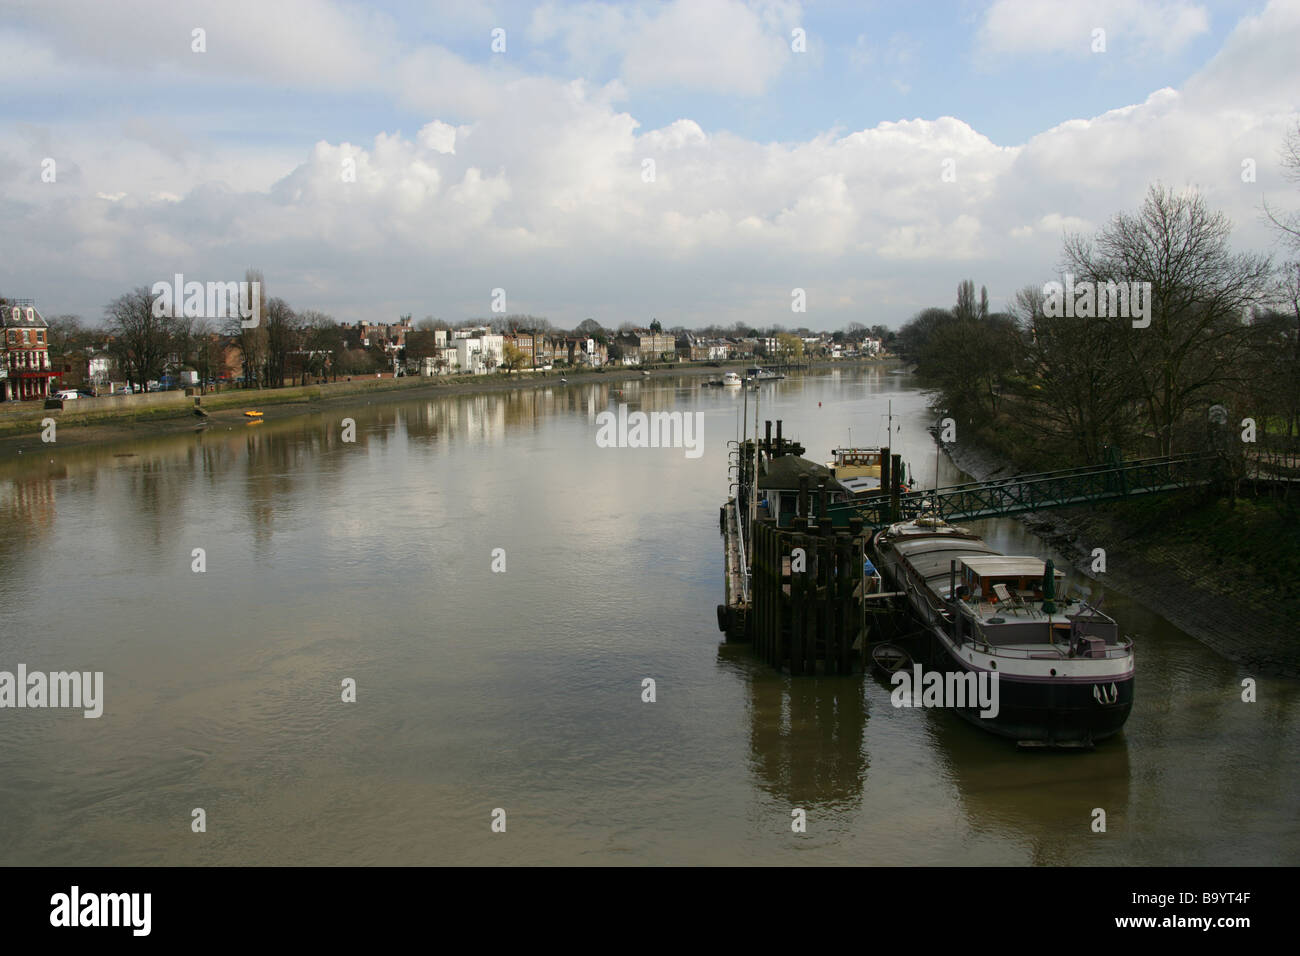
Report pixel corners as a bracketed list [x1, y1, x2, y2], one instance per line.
[826, 452, 1221, 529]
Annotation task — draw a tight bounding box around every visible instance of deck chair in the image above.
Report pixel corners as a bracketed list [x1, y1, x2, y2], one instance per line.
[992, 583, 1029, 616]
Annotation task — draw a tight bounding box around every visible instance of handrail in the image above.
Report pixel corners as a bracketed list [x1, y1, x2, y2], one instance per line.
[827, 452, 1218, 528]
[732, 498, 750, 603]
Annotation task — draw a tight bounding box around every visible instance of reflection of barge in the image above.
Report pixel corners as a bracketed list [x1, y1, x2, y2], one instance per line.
[873, 516, 1134, 747]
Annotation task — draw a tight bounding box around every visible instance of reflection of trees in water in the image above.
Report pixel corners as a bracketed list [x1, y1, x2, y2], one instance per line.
[738, 656, 869, 810]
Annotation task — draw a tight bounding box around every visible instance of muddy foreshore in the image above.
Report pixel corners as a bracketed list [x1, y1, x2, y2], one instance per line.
[938, 438, 1299, 679]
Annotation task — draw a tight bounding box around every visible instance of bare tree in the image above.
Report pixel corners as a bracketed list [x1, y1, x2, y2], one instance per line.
[228, 268, 267, 388]
[1264, 120, 1300, 252]
[105, 287, 173, 391]
[1063, 184, 1273, 455]
[263, 297, 299, 388]
[1014, 283, 1138, 460]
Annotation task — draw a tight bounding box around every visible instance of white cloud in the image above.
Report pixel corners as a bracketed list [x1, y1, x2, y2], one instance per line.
[528, 0, 800, 96]
[2, 0, 1297, 328]
[978, 0, 1210, 59]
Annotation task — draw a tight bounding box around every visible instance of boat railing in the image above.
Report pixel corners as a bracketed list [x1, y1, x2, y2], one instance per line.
[967, 634, 1134, 661]
[731, 497, 751, 604]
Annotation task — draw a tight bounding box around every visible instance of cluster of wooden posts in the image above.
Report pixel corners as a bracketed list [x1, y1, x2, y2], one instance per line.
[748, 514, 868, 675]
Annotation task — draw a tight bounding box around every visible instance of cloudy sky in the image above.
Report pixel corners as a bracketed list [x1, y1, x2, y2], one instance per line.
[2, 0, 1297, 330]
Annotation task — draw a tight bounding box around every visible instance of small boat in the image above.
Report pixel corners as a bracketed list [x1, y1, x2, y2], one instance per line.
[243, 410, 263, 418]
[722, 371, 742, 387]
[871, 643, 913, 677]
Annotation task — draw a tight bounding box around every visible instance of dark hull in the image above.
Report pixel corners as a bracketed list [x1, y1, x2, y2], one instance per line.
[922, 628, 1133, 745]
[874, 526, 1134, 747]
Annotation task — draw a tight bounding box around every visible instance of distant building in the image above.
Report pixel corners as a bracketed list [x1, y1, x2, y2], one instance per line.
[455, 333, 503, 374]
[357, 317, 413, 352]
[56, 348, 114, 391]
[1, 301, 60, 401]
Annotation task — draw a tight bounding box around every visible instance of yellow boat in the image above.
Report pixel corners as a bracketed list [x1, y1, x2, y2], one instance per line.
[243, 410, 263, 418]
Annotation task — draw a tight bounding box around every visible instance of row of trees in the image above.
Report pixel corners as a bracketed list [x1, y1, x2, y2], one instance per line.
[32, 277, 897, 394]
[900, 182, 1297, 466]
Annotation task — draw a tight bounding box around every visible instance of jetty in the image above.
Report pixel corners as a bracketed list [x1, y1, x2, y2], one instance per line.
[719, 420, 1239, 676]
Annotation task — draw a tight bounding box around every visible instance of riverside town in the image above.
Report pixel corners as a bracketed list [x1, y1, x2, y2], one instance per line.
[0, 0, 1294, 930]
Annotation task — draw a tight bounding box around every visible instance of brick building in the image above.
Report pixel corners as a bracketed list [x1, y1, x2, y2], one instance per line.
[2, 301, 60, 401]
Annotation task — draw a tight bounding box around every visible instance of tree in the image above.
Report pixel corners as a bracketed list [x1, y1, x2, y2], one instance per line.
[299, 310, 339, 382]
[954, 279, 978, 321]
[1264, 120, 1300, 253]
[105, 286, 173, 390]
[1063, 184, 1273, 455]
[263, 296, 298, 388]
[228, 268, 267, 388]
[895, 307, 953, 360]
[775, 333, 804, 363]
[44, 315, 87, 355]
[405, 328, 439, 368]
[502, 342, 528, 372]
[1014, 284, 1137, 461]
[649, 319, 662, 333]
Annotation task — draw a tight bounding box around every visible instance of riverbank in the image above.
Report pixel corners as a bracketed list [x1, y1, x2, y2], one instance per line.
[0, 358, 893, 458]
[939, 438, 1300, 678]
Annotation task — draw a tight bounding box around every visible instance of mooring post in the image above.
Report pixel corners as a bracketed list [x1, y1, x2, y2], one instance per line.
[837, 534, 854, 673]
[775, 419, 783, 458]
[798, 474, 809, 520]
[789, 532, 805, 674]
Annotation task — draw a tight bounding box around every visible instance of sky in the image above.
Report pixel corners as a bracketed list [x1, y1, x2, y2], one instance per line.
[1, 0, 1298, 331]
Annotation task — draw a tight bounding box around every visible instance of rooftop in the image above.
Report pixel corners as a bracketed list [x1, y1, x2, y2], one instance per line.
[2, 302, 47, 329]
[960, 556, 1066, 579]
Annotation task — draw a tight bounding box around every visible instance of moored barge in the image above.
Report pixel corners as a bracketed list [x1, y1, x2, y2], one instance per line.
[873, 515, 1134, 747]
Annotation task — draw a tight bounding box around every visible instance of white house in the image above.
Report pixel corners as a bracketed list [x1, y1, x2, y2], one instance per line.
[455, 333, 504, 374]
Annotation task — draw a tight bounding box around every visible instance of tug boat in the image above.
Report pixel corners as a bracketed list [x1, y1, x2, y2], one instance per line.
[872, 515, 1133, 747]
[825, 447, 885, 497]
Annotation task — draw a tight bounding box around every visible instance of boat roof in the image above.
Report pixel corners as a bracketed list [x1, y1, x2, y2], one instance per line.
[894, 539, 999, 584]
[758, 455, 847, 492]
[960, 556, 1065, 578]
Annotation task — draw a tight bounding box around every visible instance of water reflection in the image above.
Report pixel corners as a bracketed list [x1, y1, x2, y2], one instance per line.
[723, 643, 869, 811]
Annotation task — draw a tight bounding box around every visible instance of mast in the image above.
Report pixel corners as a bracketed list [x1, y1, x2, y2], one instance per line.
[749, 380, 759, 562]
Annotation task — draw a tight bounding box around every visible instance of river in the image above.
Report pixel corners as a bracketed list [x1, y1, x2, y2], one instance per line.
[1, 367, 1295, 865]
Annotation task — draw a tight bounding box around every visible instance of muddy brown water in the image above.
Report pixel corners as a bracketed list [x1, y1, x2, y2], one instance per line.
[0, 368, 1294, 864]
